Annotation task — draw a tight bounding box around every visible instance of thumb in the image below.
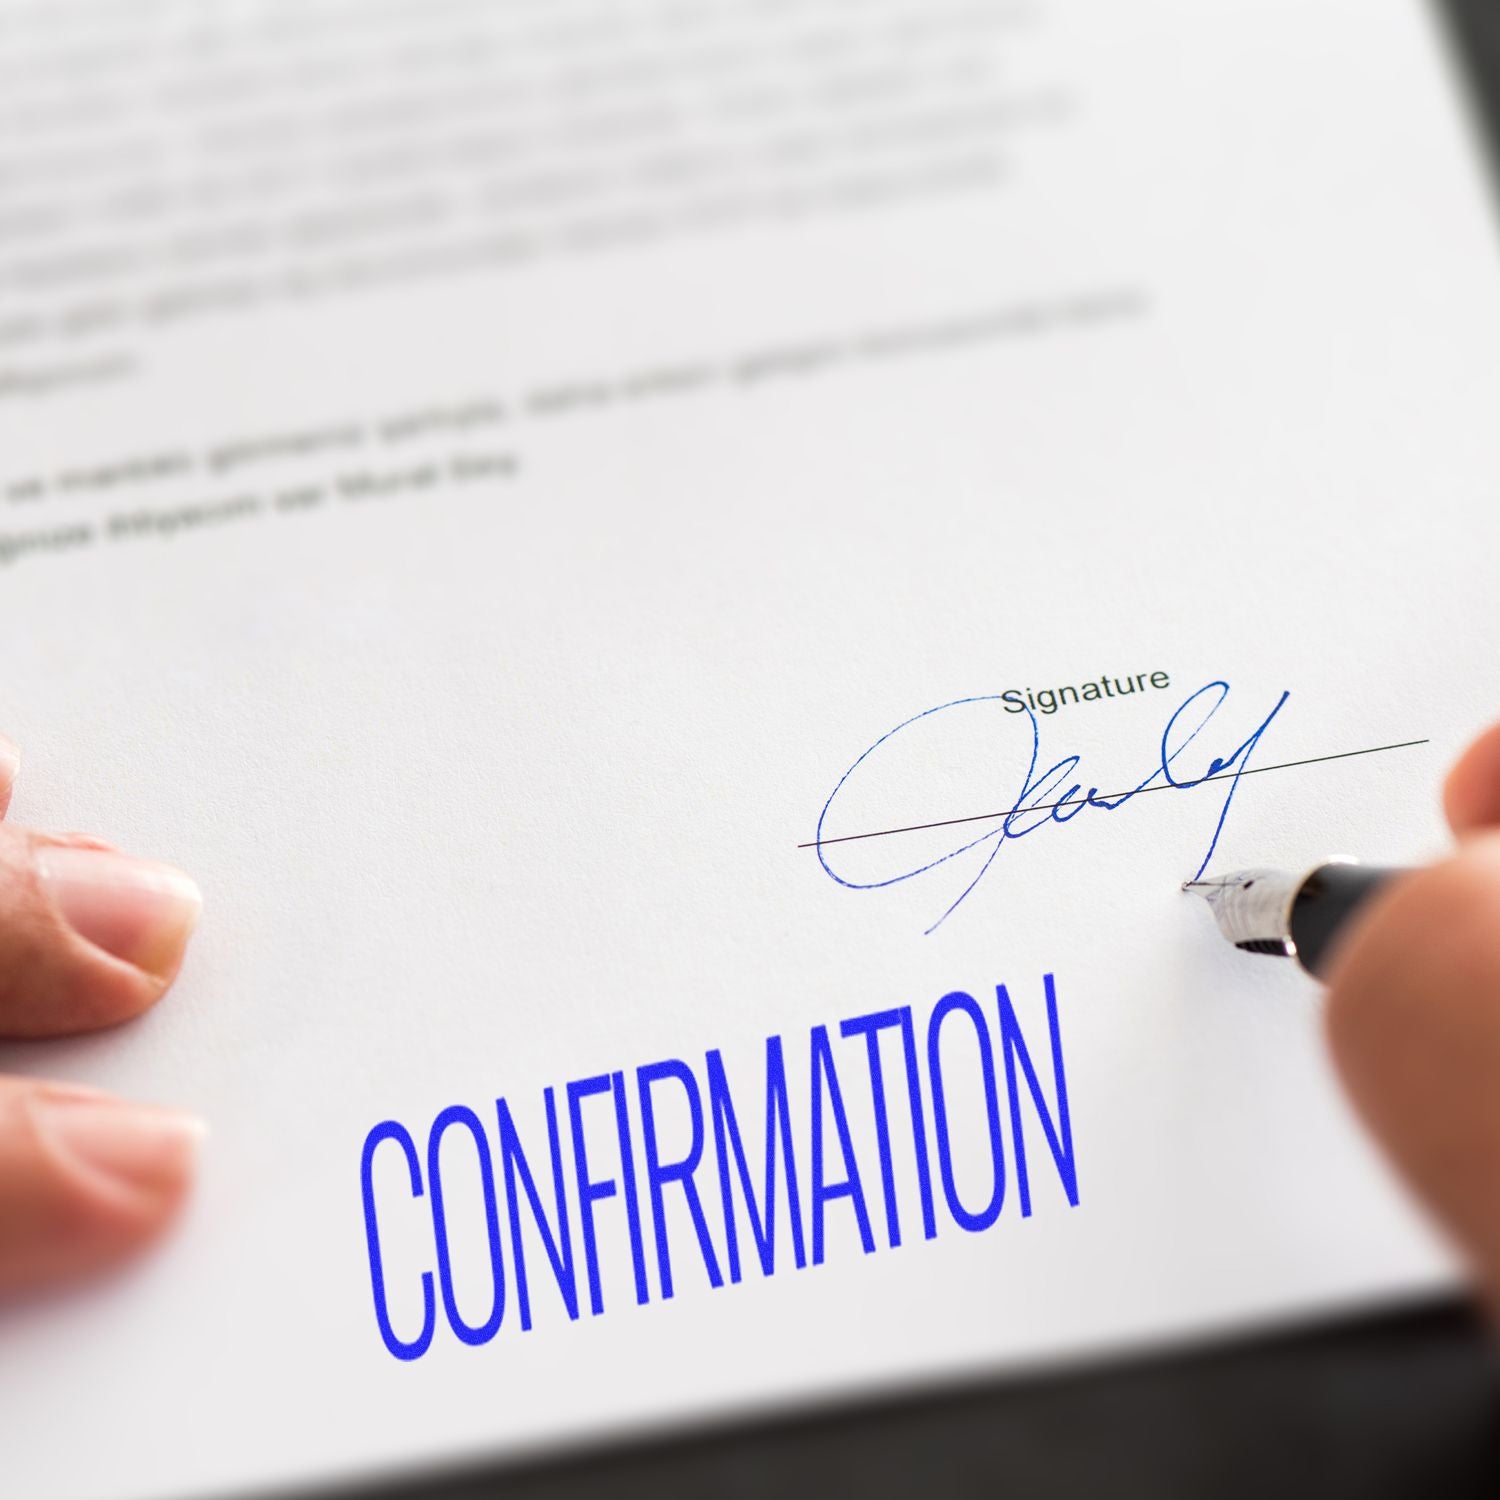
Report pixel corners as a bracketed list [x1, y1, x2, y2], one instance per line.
[1324, 837, 1500, 1304]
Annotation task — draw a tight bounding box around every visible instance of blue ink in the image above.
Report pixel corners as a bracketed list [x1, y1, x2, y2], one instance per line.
[814, 681, 1289, 933]
[360, 974, 1079, 1358]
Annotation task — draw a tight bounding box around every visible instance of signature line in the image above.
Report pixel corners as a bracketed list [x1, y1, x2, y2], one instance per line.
[797, 737, 1430, 850]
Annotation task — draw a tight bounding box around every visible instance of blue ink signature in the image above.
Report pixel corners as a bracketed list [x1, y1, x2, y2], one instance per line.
[815, 681, 1289, 934]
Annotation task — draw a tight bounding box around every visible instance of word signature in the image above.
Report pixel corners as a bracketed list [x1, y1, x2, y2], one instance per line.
[814, 681, 1289, 934]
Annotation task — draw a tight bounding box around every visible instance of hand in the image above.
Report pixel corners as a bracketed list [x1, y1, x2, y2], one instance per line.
[0, 735, 202, 1295]
[1327, 723, 1500, 1307]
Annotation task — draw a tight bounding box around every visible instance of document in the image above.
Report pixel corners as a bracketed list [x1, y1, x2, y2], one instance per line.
[2, 1, 1498, 1495]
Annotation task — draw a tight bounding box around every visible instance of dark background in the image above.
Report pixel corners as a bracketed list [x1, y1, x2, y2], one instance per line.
[297, 5, 1500, 1496]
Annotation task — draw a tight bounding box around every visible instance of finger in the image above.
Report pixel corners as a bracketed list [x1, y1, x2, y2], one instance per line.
[0, 733, 18, 819]
[1443, 721, 1500, 837]
[1324, 835, 1500, 1306]
[50, 833, 121, 852]
[0, 1077, 201, 1295]
[0, 822, 201, 1038]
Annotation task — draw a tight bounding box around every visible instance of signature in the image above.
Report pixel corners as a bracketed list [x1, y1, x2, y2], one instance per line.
[814, 681, 1289, 933]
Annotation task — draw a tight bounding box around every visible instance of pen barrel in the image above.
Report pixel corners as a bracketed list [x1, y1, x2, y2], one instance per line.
[1289, 863, 1405, 979]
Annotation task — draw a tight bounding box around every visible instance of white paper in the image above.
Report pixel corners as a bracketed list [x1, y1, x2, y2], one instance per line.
[2, 2, 1499, 1496]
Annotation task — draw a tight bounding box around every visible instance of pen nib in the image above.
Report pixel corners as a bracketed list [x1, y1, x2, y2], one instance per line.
[1180, 867, 1298, 956]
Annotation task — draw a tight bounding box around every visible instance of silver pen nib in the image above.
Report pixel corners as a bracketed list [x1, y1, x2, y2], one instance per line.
[1183, 866, 1300, 958]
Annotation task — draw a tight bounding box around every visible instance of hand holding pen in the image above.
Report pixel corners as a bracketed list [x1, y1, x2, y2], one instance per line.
[1189, 722, 1500, 1310]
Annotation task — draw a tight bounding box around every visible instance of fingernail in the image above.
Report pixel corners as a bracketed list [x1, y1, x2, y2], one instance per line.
[32, 1092, 204, 1205]
[0, 734, 18, 811]
[36, 846, 202, 983]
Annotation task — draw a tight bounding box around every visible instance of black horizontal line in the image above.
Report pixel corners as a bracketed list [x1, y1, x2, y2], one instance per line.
[798, 738, 1430, 850]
